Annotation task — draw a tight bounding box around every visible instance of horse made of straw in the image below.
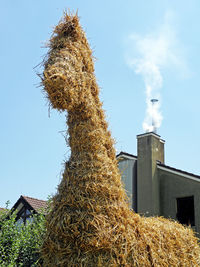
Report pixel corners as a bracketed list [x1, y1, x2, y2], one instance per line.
[41, 13, 200, 266]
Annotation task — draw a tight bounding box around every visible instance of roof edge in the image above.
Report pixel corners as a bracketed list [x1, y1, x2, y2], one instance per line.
[157, 163, 200, 182]
[116, 151, 137, 160]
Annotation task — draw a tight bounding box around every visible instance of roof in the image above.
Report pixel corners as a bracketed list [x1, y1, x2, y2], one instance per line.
[11, 195, 48, 215]
[157, 162, 200, 182]
[22, 195, 48, 212]
[117, 151, 200, 183]
[116, 151, 137, 160]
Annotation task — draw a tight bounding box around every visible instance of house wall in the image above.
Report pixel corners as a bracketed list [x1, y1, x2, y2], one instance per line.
[158, 168, 200, 234]
[118, 158, 137, 211]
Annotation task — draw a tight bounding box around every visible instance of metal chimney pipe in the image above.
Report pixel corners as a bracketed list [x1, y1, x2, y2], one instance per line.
[151, 99, 158, 133]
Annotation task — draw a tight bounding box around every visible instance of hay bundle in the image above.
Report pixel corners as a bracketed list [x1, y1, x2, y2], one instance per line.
[40, 13, 200, 266]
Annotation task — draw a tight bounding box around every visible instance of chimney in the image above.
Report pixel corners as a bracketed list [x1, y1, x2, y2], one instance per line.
[137, 132, 165, 216]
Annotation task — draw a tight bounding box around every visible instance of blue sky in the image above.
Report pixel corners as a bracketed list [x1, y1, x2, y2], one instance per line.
[1, 0, 200, 207]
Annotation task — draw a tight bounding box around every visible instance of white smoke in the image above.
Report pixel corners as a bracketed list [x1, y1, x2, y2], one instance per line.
[126, 11, 188, 132]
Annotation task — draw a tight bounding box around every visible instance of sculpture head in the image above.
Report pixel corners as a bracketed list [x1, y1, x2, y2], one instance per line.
[42, 14, 96, 112]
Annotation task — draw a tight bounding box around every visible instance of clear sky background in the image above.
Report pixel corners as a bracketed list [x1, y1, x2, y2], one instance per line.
[1, 0, 200, 207]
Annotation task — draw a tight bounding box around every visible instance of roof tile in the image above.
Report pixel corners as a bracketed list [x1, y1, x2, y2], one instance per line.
[22, 195, 48, 212]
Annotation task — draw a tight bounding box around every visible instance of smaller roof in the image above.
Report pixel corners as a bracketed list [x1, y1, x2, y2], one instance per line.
[11, 195, 48, 215]
[22, 195, 48, 212]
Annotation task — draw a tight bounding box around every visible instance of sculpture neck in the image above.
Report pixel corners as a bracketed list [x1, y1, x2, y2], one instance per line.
[67, 95, 116, 162]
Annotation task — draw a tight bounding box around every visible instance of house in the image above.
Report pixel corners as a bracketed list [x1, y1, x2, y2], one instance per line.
[11, 195, 47, 224]
[117, 132, 200, 234]
[4, 132, 200, 233]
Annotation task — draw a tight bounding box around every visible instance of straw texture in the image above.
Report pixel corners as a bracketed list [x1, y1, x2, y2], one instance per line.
[40, 13, 200, 266]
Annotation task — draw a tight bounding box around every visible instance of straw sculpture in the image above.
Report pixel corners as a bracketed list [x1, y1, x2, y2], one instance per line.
[40, 12, 200, 266]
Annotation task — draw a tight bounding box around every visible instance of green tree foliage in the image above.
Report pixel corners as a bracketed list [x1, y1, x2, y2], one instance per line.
[0, 204, 46, 266]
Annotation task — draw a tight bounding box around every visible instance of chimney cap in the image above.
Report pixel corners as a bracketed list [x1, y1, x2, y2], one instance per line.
[137, 132, 165, 143]
[151, 98, 158, 103]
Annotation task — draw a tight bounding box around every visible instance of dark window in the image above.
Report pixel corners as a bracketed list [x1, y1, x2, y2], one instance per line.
[176, 196, 195, 226]
[16, 206, 33, 224]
